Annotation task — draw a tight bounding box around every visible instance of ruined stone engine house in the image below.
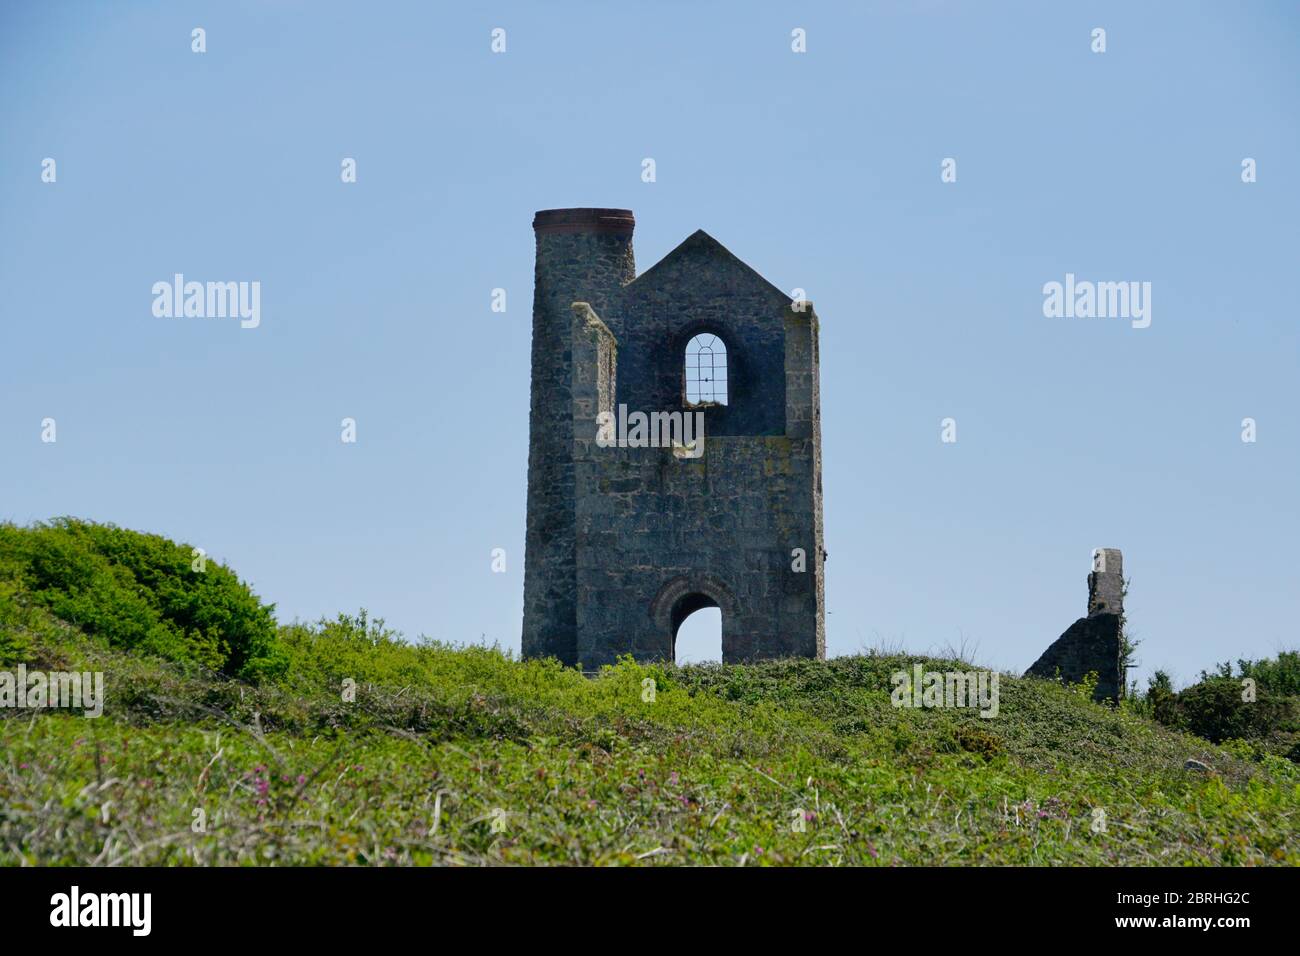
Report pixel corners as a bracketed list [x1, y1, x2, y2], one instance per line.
[521, 208, 825, 668]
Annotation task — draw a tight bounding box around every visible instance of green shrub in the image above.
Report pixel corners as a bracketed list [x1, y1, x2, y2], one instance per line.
[0, 518, 283, 681]
[1175, 677, 1278, 743]
[954, 723, 1001, 760]
[1144, 662, 1300, 763]
[1146, 670, 1179, 727]
[1229, 652, 1300, 698]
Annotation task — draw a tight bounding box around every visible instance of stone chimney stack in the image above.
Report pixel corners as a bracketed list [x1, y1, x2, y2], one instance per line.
[1088, 548, 1124, 617]
[522, 209, 636, 666]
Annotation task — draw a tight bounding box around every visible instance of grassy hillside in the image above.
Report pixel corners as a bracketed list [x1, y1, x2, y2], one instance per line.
[2, 521, 1298, 866]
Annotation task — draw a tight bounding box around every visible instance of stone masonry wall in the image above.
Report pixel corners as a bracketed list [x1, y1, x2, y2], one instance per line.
[1025, 548, 1126, 703]
[524, 208, 825, 668]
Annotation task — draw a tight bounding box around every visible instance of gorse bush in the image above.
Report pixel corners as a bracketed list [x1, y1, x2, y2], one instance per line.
[1210, 653, 1300, 698]
[1174, 678, 1291, 743]
[0, 519, 283, 681]
[1141, 665, 1300, 763]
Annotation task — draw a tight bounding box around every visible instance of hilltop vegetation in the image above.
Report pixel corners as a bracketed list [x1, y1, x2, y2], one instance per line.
[1, 520, 1297, 866]
[0, 518, 283, 680]
[1140, 658, 1300, 765]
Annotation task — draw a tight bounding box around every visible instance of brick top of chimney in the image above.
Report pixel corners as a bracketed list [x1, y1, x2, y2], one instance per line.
[533, 208, 635, 236]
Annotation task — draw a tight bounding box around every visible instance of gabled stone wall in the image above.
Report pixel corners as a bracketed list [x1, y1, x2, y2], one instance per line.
[523, 209, 825, 667]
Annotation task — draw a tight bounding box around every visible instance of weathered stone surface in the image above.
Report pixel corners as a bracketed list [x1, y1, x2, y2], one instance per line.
[522, 209, 825, 668]
[1088, 548, 1124, 616]
[1025, 548, 1127, 703]
[521, 213, 637, 666]
[1026, 613, 1123, 703]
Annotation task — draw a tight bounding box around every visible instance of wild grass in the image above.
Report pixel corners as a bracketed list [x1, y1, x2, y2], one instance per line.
[3, 613, 1297, 866]
[2, 522, 1297, 866]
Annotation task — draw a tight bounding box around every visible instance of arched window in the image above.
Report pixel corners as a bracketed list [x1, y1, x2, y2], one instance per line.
[685, 333, 727, 406]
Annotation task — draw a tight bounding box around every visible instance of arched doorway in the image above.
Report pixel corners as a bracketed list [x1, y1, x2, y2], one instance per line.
[650, 574, 739, 664]
[672, 597, 722, 664]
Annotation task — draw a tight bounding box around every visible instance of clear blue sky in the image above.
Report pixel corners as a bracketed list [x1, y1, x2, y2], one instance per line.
[2, 1, 1296, 688]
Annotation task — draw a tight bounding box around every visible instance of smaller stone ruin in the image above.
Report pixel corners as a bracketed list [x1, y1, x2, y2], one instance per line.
[1025, 548, 1126, 702]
